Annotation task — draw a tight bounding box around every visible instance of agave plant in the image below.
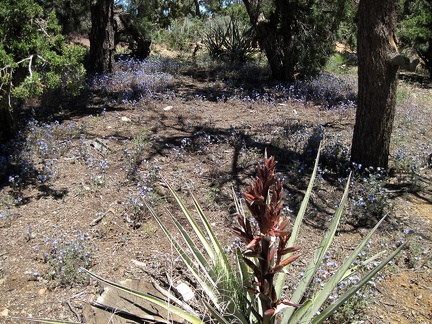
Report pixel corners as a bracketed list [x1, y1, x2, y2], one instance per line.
[18, 145, 405, 323]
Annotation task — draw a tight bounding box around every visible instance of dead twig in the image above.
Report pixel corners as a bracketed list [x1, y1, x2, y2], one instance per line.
[65, 300, 80, 322]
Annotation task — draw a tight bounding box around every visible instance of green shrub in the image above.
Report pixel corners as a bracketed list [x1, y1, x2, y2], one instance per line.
[160, 17, 204, 52]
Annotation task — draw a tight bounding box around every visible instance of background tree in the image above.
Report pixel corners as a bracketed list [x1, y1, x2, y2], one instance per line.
[398, 0, 432, 79]
[242, 0, 347, 81]
[124, 0, 203, 31]
[88, 0, 115, 74]
[40, 0, 91, 35]
[351, 0, 399, 168]
[0, 0, 85, 144]
[336, 1, 357, 52]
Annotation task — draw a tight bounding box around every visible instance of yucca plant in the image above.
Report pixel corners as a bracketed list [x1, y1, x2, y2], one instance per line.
[232, 152, 301, 324]
[19, 145, 405, 323]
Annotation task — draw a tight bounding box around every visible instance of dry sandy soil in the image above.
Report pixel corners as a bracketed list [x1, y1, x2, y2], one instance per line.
[0, 64, 431, 323]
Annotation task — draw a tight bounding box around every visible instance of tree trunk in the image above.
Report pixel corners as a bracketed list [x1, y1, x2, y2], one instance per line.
[118, 14, 151, 60]
[351, 0, 399, 169]
[243, 0, 344, 81]
[88, 0, 115, 74]
[193, 0, 201, 17]
[0, 99, 14, 145]
[243, 0, 290, 81]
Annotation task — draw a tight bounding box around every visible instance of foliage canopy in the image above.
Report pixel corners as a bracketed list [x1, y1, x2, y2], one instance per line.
[0, 0, 85, 142]
[398, 0, 432, 78]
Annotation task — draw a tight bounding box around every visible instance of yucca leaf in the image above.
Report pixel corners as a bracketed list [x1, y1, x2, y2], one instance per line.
[190, 191, 233, 282]
[167, 208, 218, 281]
[236, 247, 259, 322]
[12, 319, 81, 324]
[202, 300, 232, 324]
[274, 142, 322, 296]
[297, 214, 387, 322]
[276, 299, 312, 322]
[311, 241, 406, 323]
[81, 269, 204, 324]
[146, 202, 221, 306]
[289, 142, 322, 245]
[165, 181, 217, 262]
[150, 277, 200, 316]
[232, 186, 246, 217]
[340, 250, 387, 282]
[167, 187, 248, 323]
[284, 172, 351, 322]
[148, 186, 248, 323]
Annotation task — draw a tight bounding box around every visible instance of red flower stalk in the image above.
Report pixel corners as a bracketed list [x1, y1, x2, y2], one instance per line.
[234, 152, 300, 322]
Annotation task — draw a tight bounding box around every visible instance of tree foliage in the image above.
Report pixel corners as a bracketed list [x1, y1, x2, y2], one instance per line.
[40, 0, 91, 34]
[124, 0, 202, 31]
[242, 0, 347, 80]
[0, 0, 86, 142]
[398, 0, 432, 78]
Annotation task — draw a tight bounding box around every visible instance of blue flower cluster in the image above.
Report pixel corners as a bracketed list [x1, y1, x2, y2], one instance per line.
[36, 230, 94, 288]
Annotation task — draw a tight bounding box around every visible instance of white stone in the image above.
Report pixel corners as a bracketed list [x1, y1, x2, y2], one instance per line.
[176, 282, 194, 302]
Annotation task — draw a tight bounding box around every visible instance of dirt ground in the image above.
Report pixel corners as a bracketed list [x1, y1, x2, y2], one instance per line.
[0, 66, 431, 323]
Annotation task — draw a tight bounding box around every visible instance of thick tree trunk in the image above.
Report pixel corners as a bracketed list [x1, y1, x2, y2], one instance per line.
[0, 99, 14, 145]
[88, 0, 115, 74]
[243, 0, 291, 81]
[351, 0, 399, 169]
[118, 14, 151, 60]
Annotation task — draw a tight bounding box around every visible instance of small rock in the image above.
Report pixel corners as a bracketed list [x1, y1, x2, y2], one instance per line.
[121, 116, 131, 122]
[0, 309, 9, 317]
[131, 259, 146, 268]
[163, 105, 173, 111]
[176, 282, 194, 302]
[38, 288, 47, 295]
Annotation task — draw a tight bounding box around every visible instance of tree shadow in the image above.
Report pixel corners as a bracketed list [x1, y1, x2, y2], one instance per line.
[137, 104, 367, 233]
[399, 72, 432, 89]
[1, 61, 420, 236]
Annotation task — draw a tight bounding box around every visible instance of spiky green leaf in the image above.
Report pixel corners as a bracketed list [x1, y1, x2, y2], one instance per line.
[284, 172, 351, 322]
[275, 142, 322, 296]
[297, 214, 387, 322]
[311, 242, 406, 323]
[82, 269, 204, 324]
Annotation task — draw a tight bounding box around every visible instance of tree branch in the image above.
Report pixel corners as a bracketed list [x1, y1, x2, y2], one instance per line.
[390, 54, 419, 72]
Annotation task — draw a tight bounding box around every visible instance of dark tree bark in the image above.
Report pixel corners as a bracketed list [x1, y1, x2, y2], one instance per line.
[118, 14, 151, 60]
[88, 0, 115, 74]
[351, 0, 399, 169]
[242, 0, 295, 80]
[0, 99, 14, 145]
[417, 40, 432, 79]
[193, 0, 201, 17]
[242, 0, 345, 81]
